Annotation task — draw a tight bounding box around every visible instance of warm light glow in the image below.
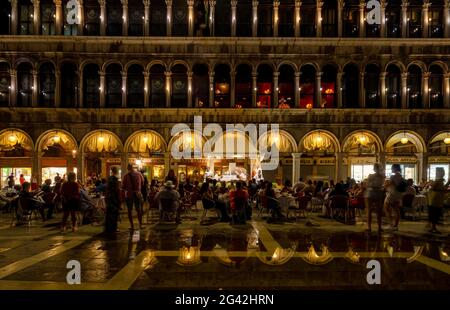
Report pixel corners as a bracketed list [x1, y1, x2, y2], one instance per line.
[306, 103, 313, 110]
[136, 159, 142, 166]
[444, 137, 450, 144]
[98, 136, 105, 143]
[53, 135, 61, 143]
[8, 134, 17, 143]
[401, 137, 409, 144]
[143, 135, 149, 143]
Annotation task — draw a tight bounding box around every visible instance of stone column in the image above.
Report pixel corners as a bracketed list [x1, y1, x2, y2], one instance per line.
[252, 72, 257, 107]
[316, 0, 323, 37]
[359, 71, 365, 108]
[444, 73, 450, 108]
[188, 0, 194, 36]
[144, 0, 150, 36]
[231, 0, 237, 37]
[76, 151, 83, 182]
[401, 72, 408, 109]
[252, 0, 258, 37]
[445, 0, 450, 38]
[273, 71, 279, 108]
[359, 0, 365, 37]
[32, 70, 38, 107]
[99, 0, 106, 36]
[292, 153, 301, 185]
[377, 151, 386, 172]
[209, 71, 214, 108]
[165, 71, 171, 107]
[78, 70, 83, 108]
[77, 0, 84, 35]
[295, 72, 300, 108]
[380, 0, 387, 37]
[230, 70, 236, 107]
[99, 71, 105, 108]
[416, 152, 428, 183]
[55, 68, 61, 107]
[335, 152, 343, 182]
[295, 0, 301, 37]
[144, 71, 149, 108]
[209, 0, 216, 36]
[273, 1, 280, 37]
[401, 0, 408, 38]
[9, 69, 17, 107]
[11, 0, 18, 35]
[422, 1, 430, 38]
[166, 0, 172, 36]
[54, 0, 63, 35]
[380, 71, 387, 108]
[121, 71, 127, 108]
[315, 71, 322, 108]
[32, 0, 40, 35]
[121, 0, 128, 36]
[32, 151, 41, 186]
[422, 71, 430, 108]
[187, 71, 193, 108]
[337, 0, 343, 37]
[337, 72, 343, 108]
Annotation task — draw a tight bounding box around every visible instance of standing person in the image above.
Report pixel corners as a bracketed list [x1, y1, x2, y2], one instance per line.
[365, 163, 386, 233]
[60, 172, 81, 232]
[165, 169, 178, 188]
[19, 174, 26, 185]
[384, 164, 407, 231]
[427, 168, 447, 234]
[105, 167, 121, 233]
[122, 164, 144, 230]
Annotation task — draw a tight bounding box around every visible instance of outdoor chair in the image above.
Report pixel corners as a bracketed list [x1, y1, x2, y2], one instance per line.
[159, 198, 180, 223]
[200, 197, 219, 223]
[330, 195, 350, 223]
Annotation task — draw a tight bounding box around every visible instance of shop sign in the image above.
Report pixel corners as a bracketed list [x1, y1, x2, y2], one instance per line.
[106, 158, 121, 164]
[348, 157, 376, 165]
[386, 156, 417, 164]
[300, 158, 314, 165]
[318, 158, 335, 166]
[429, 157, 450, 163]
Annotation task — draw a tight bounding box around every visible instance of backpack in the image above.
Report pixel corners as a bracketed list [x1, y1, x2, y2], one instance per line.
[395, 179, 408, 193]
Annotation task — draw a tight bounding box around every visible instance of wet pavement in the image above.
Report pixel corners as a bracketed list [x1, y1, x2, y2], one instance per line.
[0, 210, 449, 290]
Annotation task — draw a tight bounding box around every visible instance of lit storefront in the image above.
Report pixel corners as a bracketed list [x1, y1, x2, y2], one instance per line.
[428, 131, 450, 182]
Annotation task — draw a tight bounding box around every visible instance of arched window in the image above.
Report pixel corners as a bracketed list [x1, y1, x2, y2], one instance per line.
[278, 0, 294, 37]
[321, 65, 336, 108]
[407, 64, 422, 109]
[83, 63, 100, 108]
[105, 63, 122, 108]
[407, 0, 422, 38]
[171, 64, 188, 108]
[214, 1, 230, 36]
[127, 64, 144, 108]
[150, 0, 167, 36]
[63, 0, 78, 35]
[0, 1, 11, 35]
[0, 63, 10, 107]
[429, 65, 444, 108]
[386, 64, 401, 108]
[60, 62, 78, 108]
[19, 0, 34, 35]
[258, 0, 273, 37]
[17, 63, 33, 107]
[429, 1, 444, 37]
[236, 0, 252, 37]
[40, 0, 55, 35]
[300, 65, 316, 108]
[39, 62, 55, 107]
[364, 64, 381, 108]
[84, 0, 100, 35]
[128, 0, 144, 36]
[150, 64, 166, 108]
[343, 0, 359, 37]
[386, 0, 401, 38]
[172, 0, 188, 36]
[278, 65, 295, 108]
[322, 0, 337, 37]
[342, 64, 359, 108]
[192, 64, 209, 108]
[214, 64, 231, 108]
[235, 64, 252, 109]
[301, 0, 315, 37]
[194, 1, 210, 36]
[107, 0, 123, 36]
[257, 64, 273, 108]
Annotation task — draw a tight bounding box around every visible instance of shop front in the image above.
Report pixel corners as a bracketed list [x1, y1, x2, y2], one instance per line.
[427, 131, 450, 182]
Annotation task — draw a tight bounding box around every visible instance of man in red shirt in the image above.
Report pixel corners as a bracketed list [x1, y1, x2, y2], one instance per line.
[122, 164, 144, 230]
[229, 181, 249, 223]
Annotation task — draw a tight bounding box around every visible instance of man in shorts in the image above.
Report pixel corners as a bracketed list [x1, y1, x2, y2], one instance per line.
[122, 164, 144, 230]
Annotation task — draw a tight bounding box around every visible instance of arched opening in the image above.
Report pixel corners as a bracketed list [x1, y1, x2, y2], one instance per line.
[236, 0, 252, 37]
[407, 0, 422, 38]
[150, 64, 166, 108]
[171, 64, 188, 108]
[300, 64, 316, 109]
[235, 64, 252, 109]
[343, 64, 359, 108]
[0, 63, 11, 107]
[194, 0, 210, 36]
[300, 0, 316, 37]
[84, 0, 100, 35]
[213, 64, 231, 108]
[429, 65, 444, 108]
[407, 64, 422, 109]
[172, 0, 188, 36]
[343, 0, 359, 37]
[278, 65, 295, 108]
[39, 62, 56, 108]
[428, 131, 450, 182]
[126, 131, 166, 181]
[40, 0, 55, 35]
[127, 64, 144, 108]
[321, 65, 336, 108]
[0, 1, 11, 35]
[150, 0, 167, 36]
[192, 64, 209, 108]
[386, 0, 401, 38]
[429, 1, 444, 37]
[128, 0, 145, 36]
[60, 62, 78, 108]
[17, 62, 33, 107]
[258, 0, 273, 37]
[0, 129, 33, 187]
[364, 64, 381, 108]
[257, 64, 273, 108]
[106, 0, 123, 36]
[18, 0, 34, 35]
[386, 64, 402, 108]
[322, 0, 337, 37]
[82, 63, 100, 108]
[279, 0, 294, 37]
[105, 63, 122, 108]
[63, 0, 78, 35]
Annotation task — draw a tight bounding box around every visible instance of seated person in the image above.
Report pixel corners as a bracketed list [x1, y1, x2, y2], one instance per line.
[94, 179, 107, 195]
[154, 181, 181, 223]
[281, 180, 293, 194]
[325, 183, 349, 218]
[229, 181, 250, 222]
[17, 182, 45, 221]
[200, 182, 230, 222]
[80, 188, 99, 225]
[41, 179, 56, 219]
[265, 182, 283, 222]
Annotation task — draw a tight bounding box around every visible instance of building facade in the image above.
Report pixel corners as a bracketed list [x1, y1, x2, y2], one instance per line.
[0, 0, 449, 186]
